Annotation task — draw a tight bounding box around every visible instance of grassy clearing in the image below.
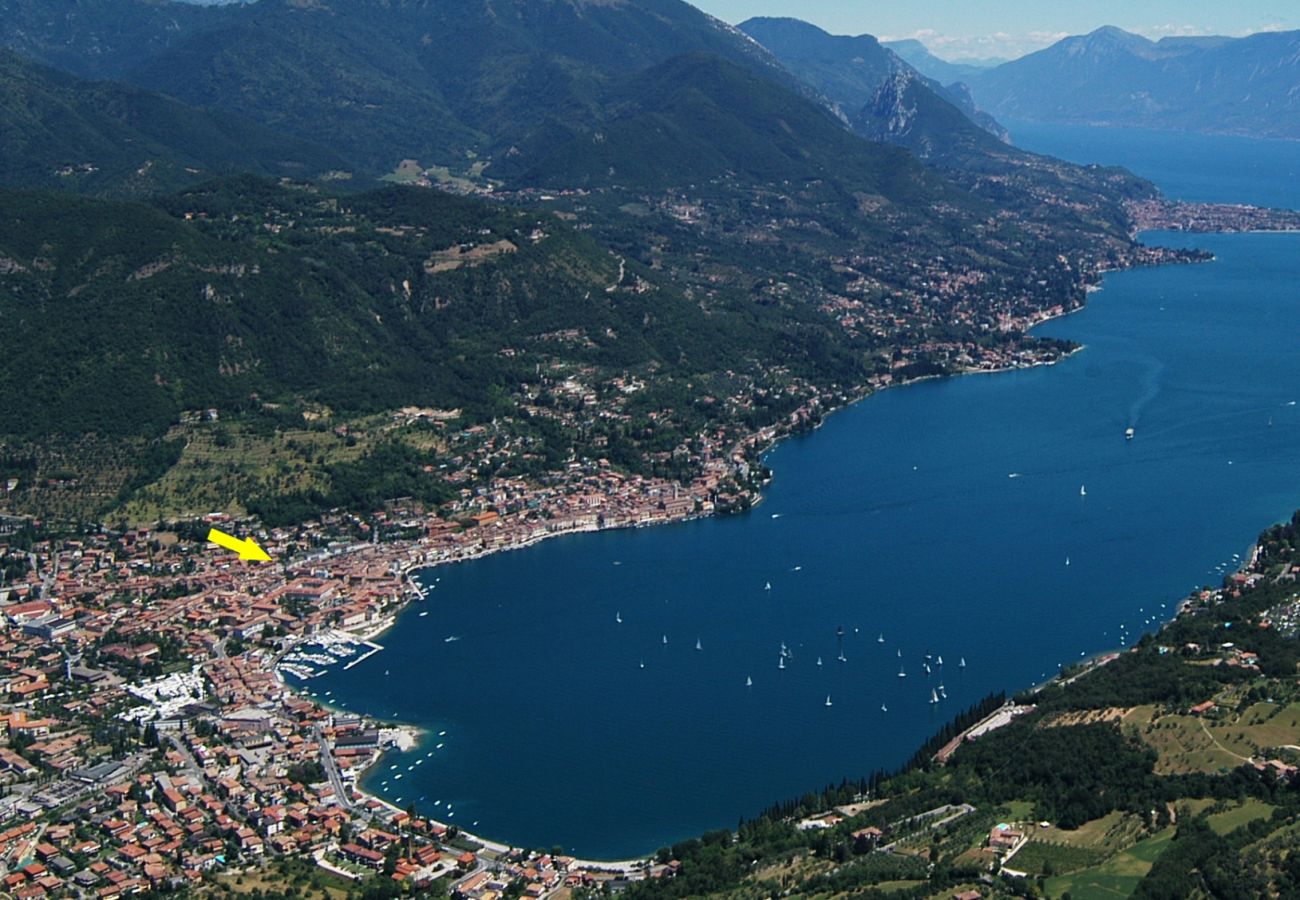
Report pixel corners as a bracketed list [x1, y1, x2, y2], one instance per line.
[1044, 826, 1174, 899]
[1134, 697, 1300, 774]
[1044, 811, 1146, 854]
[1205, 798, 1275, 835]
[118, 423, 360, 523]
[115, 413, 445, 524]
[1141, 713, 1245, 774]
[382, 159, 425, 184]
[872, 879, 926, 893]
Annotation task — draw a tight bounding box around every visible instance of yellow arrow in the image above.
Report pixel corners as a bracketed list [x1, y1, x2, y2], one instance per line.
[207, 527, 272, 562]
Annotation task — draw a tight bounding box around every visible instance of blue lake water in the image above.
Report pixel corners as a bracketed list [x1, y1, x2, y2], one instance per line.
[310, 127, 1300, 858]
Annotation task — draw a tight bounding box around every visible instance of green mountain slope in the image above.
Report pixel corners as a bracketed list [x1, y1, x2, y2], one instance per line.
[0, 0, 798, 175]
[0, 49, 345, 195]
[0, 178, 730, 438]
[517, 51, 945, 202]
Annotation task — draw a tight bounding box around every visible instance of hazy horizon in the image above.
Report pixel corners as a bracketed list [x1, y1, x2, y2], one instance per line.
[694, 0, 1295, 60]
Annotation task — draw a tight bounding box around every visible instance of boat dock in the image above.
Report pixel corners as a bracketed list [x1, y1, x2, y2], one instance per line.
[343, 640, 384, 671]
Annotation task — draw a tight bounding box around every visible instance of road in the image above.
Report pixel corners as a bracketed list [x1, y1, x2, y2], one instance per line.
[315, 724, 359, 814]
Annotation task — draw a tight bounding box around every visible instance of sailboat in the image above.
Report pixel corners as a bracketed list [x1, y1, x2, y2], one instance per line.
[1066, 556, 1071, 566]
[898, 665, 906, 678]
[816, 656, 823, 667]
[936, 655, 943, 666]
[938, 684, 947, 699]
[825, 695, 833, 707]
[897, 648, 902, 658]
[930, 688, 939, 704]
[746, 676, 752, 687]
[615, 612, 622, 624]
[877, 633, 885, 643]
[1080, 484, 1087, 497]
[778, 656, 786, 670]
[639, 660, 645, 669]
[765, 581, 772, 591]
[837, 652, 847, 663]
[959, 657, 967, 668]
[695, 638, 702, 651]
[662, 634, 668, 645]
[881, 703, 888, 713]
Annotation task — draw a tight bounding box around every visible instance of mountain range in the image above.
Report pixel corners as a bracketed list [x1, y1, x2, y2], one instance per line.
[737, 17, 1010, 148]
[0, 0, 1165, 522]
[965, 25, 1300, 140]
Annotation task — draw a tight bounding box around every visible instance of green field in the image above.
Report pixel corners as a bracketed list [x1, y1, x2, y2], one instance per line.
[1044, 811, 1146, 854]
[1045, 827, 1175, 899]
[1206, 798, 1275, 836]
[1007, 840, 1104, 876]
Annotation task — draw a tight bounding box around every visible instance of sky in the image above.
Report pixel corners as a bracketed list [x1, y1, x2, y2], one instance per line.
[691, 0, 1295, 61]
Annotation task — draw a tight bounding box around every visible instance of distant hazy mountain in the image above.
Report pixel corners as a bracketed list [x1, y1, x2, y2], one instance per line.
[967, 26, 1300, 139]
[737, 17, 1010, 161]
[0, 48, 342, 195]
[882, 39, 995, 84]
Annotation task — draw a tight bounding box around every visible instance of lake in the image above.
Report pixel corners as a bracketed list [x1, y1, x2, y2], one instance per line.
[309, 125, 1300, 858]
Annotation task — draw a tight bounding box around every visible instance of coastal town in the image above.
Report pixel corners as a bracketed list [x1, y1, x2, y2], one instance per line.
[1, 453, 1294, 899]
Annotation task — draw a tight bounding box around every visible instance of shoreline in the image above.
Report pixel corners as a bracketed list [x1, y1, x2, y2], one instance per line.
[281, 243, 1262, 863]
[294, 276, 1128, 862]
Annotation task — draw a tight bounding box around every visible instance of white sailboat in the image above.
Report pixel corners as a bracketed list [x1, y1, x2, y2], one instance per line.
[824, 695, 833, 707]
[695, 638, 702, 651]
[936, 655, 943, 666]
[881, 703, 888, 712]
[615, 611, 622, 624]
[959, 657, 966, 668]
[662, 634, 668, 645]
[877, 633, 885, 643]
[816, 656, 823, 666]
[765, 581, 772, 591]
[639, 660, 645, 669]
[930, 688, 939, 704]
[1080, 484, 1087, 497]
[778, 656, 786, 670]
[746, 676, 752, 687]
[898, 665, 906, 678]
